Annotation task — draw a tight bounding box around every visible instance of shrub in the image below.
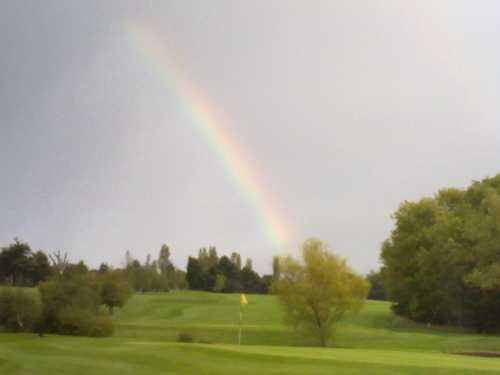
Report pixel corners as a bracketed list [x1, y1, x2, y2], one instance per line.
[38, 275, 114, 337]
[57, 307, 114, 337]
[177, 332, 194, 343]
[89, 315, 114, 337]
[56, 307, 115, 337]
[39, 276, 100, 332]
[0, 288, 41, 332]
[58, 306, 95, 336]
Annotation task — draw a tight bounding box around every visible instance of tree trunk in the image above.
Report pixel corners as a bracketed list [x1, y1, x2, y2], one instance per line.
[311, 304, 327, 347]
[16, 313, 23, 330]
[318, 329, 327, 347]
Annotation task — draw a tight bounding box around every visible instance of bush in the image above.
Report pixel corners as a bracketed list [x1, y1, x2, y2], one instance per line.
[0, 288, 41, 332]
[38, 275, 114, 337]
[58, 306, 95, 336]
[177, 332, 194, 343]
[38, 276, 101, 332]
[57, 307, 114, 337]
[89, 315, 114, 337]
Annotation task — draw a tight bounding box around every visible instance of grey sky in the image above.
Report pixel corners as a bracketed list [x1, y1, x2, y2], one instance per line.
[1, 1, 500, 274]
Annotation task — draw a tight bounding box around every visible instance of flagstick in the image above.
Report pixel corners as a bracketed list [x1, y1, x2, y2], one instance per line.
[238, 305, 242, 346]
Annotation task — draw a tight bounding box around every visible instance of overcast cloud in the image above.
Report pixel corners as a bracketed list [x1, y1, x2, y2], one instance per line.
[1, 1, 500, 273]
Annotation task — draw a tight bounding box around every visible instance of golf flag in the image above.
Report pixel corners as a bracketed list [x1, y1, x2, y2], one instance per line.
[240, 293, 248, 305]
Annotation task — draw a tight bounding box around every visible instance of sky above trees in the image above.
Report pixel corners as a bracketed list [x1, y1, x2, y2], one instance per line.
[1, 1, 500, 273]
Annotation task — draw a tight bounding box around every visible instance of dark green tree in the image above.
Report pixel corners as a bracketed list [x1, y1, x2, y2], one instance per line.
[186, 257, 204, 290]
[240, 263, 261, 293]
[381, 175, 500, 331]
[230, 252, 242, 270]
[30, 251, 52, 284]
[366, 270, 386, 301]
[97, 272, 132, 314]
[158, 244, 174, 275]
[0, 239, 32, 285]
[98, 263, 110, 273]
[218, 256, 241, 292]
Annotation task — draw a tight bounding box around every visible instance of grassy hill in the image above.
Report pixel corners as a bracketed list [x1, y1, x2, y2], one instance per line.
[1, 290, 500, 374]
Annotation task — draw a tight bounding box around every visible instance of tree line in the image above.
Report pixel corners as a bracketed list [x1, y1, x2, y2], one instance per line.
[122, 245, 187, 292]
[0, 238, 279, 330]
[0, 240, 273, 294]
[5, 175, 499, 341]
[0, 239, 275, 337]
[186, 247, 273, 294]
[0, 240, 187, 292]
[0, 255, 131, 336]
[0, 237, 371, 346]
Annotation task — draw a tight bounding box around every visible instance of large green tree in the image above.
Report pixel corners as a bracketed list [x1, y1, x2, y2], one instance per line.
[381, 175, 500, 331]
[240, 263, 261, 293]
[31, 251, 52, 284]
[274, 239, 369, 346]
[186, 257, 204, 290]
[97, 271, 132, 314]
[0, 239, 52, 286]
[0, 239, 32, 285]
[158, 244, 174, 275]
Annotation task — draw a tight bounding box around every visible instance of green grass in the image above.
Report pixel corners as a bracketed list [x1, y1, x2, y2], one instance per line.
[1, 290, 500, 374]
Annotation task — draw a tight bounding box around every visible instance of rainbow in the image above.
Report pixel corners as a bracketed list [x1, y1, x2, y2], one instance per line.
[129, 26, 293, 248]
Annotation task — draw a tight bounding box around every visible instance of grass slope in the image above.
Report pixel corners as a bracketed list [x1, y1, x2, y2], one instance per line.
[1, 290, 500, 374]
[114, 291, 500, 353]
